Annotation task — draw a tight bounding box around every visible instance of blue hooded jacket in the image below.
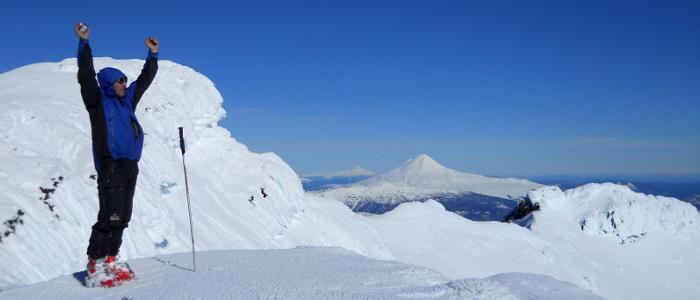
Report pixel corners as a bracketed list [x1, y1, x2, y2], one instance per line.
[96, 67, 145, 162]
[77, 38, 158, 171]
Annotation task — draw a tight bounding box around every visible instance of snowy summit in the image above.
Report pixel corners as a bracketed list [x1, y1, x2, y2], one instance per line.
[301, 166, 376, 191]
[364, 154, 541, 198]
[1, 247, 602, 299]
[1, 58, 699, 300]
[303, 166, 375, 179]
[314, 154, 542, 213]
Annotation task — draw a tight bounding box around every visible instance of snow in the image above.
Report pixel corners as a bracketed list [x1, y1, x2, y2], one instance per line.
[0, 247, 602, 300]
[528, 183, 700, 243]
[365, 196, 700, 300]
[1, 58, 699, 299]
[314, 154, 542, 207]
[524, 184, 700, 299]
[0, 57, 390, 287]
[303, 166, 376, 179]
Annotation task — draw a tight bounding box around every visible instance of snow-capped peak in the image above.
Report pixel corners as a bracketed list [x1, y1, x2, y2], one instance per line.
[343, 166, 376, 177]
[304, 166, 375, 179]
[317, 154, 542, 205]
[368, 154, 463, 185]
[4, 58, 699, 300]
[367, 154, 541, 198]
[395, 154, 451, 175]
[404, 154, 442, 169]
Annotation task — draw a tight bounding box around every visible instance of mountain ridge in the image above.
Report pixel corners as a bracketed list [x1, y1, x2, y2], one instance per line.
[316, 154, 543, 211]
[1, 58, 699, 299]
[303, 166, 375, 179]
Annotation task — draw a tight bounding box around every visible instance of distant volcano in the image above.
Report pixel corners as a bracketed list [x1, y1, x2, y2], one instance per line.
[313, 154, 542, 220]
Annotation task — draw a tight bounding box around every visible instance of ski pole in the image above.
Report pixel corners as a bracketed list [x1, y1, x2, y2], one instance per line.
[179, 127, 196, 272]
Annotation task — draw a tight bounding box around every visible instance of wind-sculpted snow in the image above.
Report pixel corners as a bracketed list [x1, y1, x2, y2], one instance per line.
[528, 183, 700, 244]
[370, 199, 700, 300]
[1, 59, 699, 299]
[0, 58, 390, 286]
[0, 247, 603, 300]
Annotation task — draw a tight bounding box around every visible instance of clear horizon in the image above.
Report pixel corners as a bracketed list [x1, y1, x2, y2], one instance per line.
[298, 153, 700, 183]
[2, 1, 698, 177]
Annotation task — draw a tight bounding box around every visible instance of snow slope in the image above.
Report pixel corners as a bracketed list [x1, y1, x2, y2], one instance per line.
[0, 57, 390, 286]
[367, 193, 700, 300]
[524, 184, 700, 299]
[528, 183, 700, 243]
[1, 58, 699, 299]
[314, 154, 542, 209]
[0, 247, 602, 300]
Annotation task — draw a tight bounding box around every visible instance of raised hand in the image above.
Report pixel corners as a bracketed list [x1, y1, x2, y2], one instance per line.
[74, 22, 90, 39]
[146, 37, 159, 53]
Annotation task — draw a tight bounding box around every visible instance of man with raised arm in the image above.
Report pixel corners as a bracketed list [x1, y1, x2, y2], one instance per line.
[74, 22, 158, 288]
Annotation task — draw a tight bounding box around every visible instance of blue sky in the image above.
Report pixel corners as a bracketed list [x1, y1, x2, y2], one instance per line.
[2, 1, 699, 177]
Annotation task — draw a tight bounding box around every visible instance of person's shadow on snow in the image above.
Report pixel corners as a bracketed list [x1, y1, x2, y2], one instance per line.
[73, 270, 87, 286]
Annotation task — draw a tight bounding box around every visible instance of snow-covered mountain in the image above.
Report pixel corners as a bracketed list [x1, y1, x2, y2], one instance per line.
[1, 247, 603, 299]
[379, 186, 700, 300]
[527, 177, 700, 212]
[303, 166, 375, 179]
[1, 58, 699, 299]
[0, 57, 389, 286]
[301, 166, 375, 190]
[313, 154, 542, 219]
[526, 183, 700, 244]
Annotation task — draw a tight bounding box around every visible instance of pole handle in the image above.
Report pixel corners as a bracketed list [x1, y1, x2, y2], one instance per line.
[178, 127, 186, 154]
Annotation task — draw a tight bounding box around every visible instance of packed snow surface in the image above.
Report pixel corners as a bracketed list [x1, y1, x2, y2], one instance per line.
[315, 154, 542, 207]
[0, 247, 603, 300]
[1, 58, 699, 299]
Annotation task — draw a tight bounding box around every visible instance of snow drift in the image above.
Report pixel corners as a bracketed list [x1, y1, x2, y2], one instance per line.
[528, 183, 700, 244]
[0, 57, 390, 287]
[1, 58, 699, 300]
[1, 247, 603, 300]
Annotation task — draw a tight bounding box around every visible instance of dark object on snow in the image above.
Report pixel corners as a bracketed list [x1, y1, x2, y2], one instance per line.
[72, 270, 88, 287]
[1, 209, 25, 243]
[261, 188, 267, 198]
[77, 31, 158, 274]
[179, 127, 197, 272]
[502, 196, 540, 223]
[87, 159, 138, 258]
[249, 195, 256, 206]
[179, 127, 186, 154]
[38, 176, 64, 220]
[154, 238, 169, 249]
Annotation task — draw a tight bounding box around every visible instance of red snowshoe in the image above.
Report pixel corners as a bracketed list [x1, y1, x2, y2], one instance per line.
[105, 255, 136, 283]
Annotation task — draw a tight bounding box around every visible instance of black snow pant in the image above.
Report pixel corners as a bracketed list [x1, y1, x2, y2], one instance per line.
[87, 159, 139, 259]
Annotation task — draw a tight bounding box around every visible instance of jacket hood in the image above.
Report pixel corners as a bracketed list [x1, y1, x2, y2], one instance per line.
[97, 67, 127, 97]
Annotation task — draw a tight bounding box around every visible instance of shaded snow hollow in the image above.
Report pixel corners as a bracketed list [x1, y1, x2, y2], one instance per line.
[1, 58, 699, 299]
